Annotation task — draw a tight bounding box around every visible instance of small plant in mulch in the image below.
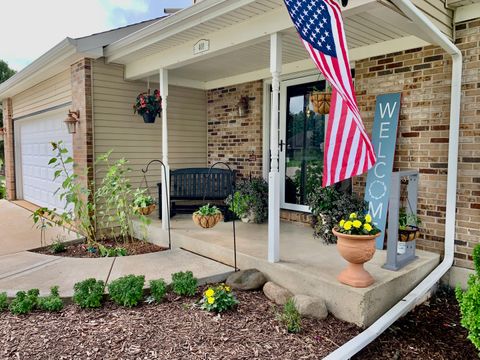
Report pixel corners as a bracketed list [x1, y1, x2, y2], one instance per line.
[73, 278, 105, 309]
[9, 289, 40, 315]
[200, 284, 238, 313]
[37, 286, 63, 312]
[98, 243, 127, 258]
[148, 279, 167, 304]
[0, 292, 8, 311]
[49, 236, 67, 254]
[171, 271, 198, 297]
[108, 275, 145, 308]
[456, 244, 480, 350]
[277, 299, 302, 333]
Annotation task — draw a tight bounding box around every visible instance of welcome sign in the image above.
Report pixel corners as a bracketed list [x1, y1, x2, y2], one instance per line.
[365, 93, 401, 249]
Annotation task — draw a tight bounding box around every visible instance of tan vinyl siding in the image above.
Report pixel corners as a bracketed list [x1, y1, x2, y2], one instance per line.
[406, 0, 453, 38]
[92, 58, 207, 198]
[11, 69, 71, 118]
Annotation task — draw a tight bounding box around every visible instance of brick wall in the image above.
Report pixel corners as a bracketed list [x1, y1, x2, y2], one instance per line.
[2, 98, 15, 200]
[70, 58, 94, 189]
[207, 81, 263, 179]
[354, 19, 480, 269]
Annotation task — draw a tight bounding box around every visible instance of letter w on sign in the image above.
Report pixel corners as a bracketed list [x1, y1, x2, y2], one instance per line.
[283, 0, 376, 187]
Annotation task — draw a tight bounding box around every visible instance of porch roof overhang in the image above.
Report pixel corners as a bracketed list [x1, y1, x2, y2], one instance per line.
[104, 0, 451, 90]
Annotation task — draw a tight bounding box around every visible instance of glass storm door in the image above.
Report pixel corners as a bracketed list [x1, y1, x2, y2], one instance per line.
[280, 76, 327, 212]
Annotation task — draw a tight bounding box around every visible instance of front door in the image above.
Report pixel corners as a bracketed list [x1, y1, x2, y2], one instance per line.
[280, 76, 327, 212]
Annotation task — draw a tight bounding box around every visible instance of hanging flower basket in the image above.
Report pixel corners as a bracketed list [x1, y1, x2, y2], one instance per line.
[137, 204, 156, 216]
[398, 225, 420, 242]
[310, 91, 331, 115]
[192, 204, 223, 229]
[133, 89, 162, 124]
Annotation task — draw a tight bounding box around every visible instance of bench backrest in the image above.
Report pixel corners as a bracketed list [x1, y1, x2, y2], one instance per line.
[170, 168, 235, 200]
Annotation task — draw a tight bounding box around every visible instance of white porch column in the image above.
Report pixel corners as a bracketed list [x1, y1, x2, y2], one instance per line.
[268, 33, 282, 263]
[160, 68, 170, 230]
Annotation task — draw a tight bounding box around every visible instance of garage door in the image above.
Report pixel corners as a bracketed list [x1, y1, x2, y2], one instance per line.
[16, 109, 73, 211]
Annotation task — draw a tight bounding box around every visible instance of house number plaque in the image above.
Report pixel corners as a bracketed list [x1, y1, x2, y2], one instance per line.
[193, 39, 210, 55]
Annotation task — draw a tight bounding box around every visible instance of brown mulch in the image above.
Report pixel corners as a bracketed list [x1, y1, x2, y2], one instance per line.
[0, 291, 359, 360]
[355, 287, 478, 360]
[32, 239, 167, 258]
[0, 287, 476, 359]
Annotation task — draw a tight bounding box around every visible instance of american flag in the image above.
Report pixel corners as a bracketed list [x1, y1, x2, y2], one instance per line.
[284, 0, 376, 187]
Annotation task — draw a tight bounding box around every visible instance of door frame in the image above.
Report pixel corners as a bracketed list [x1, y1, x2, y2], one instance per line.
[279, 74, 326, 213]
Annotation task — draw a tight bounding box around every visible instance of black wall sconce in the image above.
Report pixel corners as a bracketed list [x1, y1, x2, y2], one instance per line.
[64, 110, 80, 134]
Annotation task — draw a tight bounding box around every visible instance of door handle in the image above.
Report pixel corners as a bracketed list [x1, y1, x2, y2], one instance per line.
[279, 140, 285, 152]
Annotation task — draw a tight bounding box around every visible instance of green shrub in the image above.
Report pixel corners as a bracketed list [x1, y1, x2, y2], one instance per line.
[200, 284, 238, 313]
[278, 299, 302, 333]
[98, 244, 127, 257]
[50, 239, 66, 254]
[37, 286, 63, 312]
[9, 289, 39, 315]
[149, 279, 167, 303]
[456, 244, 480, 350]
[73, 278, 105, 309]
[108, 275, 145, 307]
[0, 292, 8, 311]
[226, 178, 268, 223]
[171, 271, 198, 297]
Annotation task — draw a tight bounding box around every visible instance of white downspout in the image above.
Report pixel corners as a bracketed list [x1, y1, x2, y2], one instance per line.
[324, 0, 462, 358]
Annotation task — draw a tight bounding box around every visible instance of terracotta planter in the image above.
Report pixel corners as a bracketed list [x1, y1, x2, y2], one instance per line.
[192, 213, 223, 229]
[137, 204, 156, 216]
[310, 92, 331, 115]
[333, 228, 380, 288]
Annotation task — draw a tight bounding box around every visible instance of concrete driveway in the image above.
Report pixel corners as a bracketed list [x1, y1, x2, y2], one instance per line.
[0, 200, 77, 256]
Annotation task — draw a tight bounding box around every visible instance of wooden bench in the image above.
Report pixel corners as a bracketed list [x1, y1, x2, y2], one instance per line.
[157, 168, 235, 220]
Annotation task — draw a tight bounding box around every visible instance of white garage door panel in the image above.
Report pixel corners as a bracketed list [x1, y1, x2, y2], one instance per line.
[18, 111, 73, 211]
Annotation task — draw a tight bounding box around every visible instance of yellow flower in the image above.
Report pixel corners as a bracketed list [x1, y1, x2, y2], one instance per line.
[349, 213, 357, 219]
[207, 297, 215, 304]
[339, 220, 346, 228]
[205, 289, 215, 298]
[365, 214, 372, 223]
[353, 220, 362, 229]
[225, 286, 231, 292]
[344, 221, 353, 230]
[364, 223, 373, 232]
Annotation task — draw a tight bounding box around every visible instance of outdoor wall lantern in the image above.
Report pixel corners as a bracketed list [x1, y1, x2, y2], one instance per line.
[64, 110, 80, 134]
[236, 96, 249, 117]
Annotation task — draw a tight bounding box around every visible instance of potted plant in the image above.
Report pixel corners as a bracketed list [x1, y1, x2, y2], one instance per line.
[192, 204, 223, 229]
[226, 191, 253, 223]
[333, 212, 381, 288]
[225, 177, 268, 224]
[133, 89, 162, 123]
[398, 207, 421, 242]
[133, 190, 156, 216]
[310, 85, 331, 115]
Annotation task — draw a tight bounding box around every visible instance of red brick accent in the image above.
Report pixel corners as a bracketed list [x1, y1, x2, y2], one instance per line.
[70, 58, 94, 190]
[207, 81, 263, 179]
[2, 98, 15, 200]
[354, 19, 480, 269]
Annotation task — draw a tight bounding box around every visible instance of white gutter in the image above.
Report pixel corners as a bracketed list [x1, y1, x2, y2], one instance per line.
[324, 0, 462, 359]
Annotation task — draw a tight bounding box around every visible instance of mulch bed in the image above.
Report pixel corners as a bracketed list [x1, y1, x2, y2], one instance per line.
[32, 239, 167, 258]
[0, 290, 359, 359]
[0, 287, 475, 359]
[355, 287, 478, 359]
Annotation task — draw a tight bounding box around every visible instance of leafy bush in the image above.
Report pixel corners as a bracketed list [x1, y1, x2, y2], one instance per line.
[200, 284, 238, 313]
[307, 187, 367, 244]
[9, 289, 39, 315]
[37, 286, 63, 312]
[73, 278, 105, 309]
[171, 271, 197, 297]
[0, 292, 8, 311]
[149, 279, 167, 303]
[226, 178, 268, 223]
[108, 275, 145, 307]
[50, 238, 66, 254]
[278, 298, 302, 333]
[456, 244, 480, 350]
[98, 244, 127, 257]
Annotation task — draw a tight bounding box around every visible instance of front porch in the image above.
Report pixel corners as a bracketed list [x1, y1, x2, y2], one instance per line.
[136, 215, 440, 327]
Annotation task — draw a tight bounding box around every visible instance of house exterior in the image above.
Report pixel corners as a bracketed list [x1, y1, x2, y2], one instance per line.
[0, 0, 479, 285]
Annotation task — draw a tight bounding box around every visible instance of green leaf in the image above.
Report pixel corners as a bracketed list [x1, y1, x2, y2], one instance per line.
[48, 158, 57, 165]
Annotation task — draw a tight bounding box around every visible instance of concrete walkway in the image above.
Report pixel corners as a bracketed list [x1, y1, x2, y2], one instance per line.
[0, 201, 234, 297]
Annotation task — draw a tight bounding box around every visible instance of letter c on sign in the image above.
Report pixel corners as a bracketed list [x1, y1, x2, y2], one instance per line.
[374, 161, 386, 179]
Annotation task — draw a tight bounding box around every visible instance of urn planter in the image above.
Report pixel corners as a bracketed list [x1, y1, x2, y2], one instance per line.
[333, 228, 380, 288]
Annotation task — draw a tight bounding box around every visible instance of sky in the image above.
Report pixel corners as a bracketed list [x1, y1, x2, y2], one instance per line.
[0, 0, 192, 71]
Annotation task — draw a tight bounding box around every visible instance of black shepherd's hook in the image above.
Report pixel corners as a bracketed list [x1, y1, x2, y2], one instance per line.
[142, 160, 171, 250]
[204, 161, 238, 272]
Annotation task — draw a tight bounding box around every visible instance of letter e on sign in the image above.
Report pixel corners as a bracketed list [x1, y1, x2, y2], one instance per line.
[194, 39, 210, 55]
